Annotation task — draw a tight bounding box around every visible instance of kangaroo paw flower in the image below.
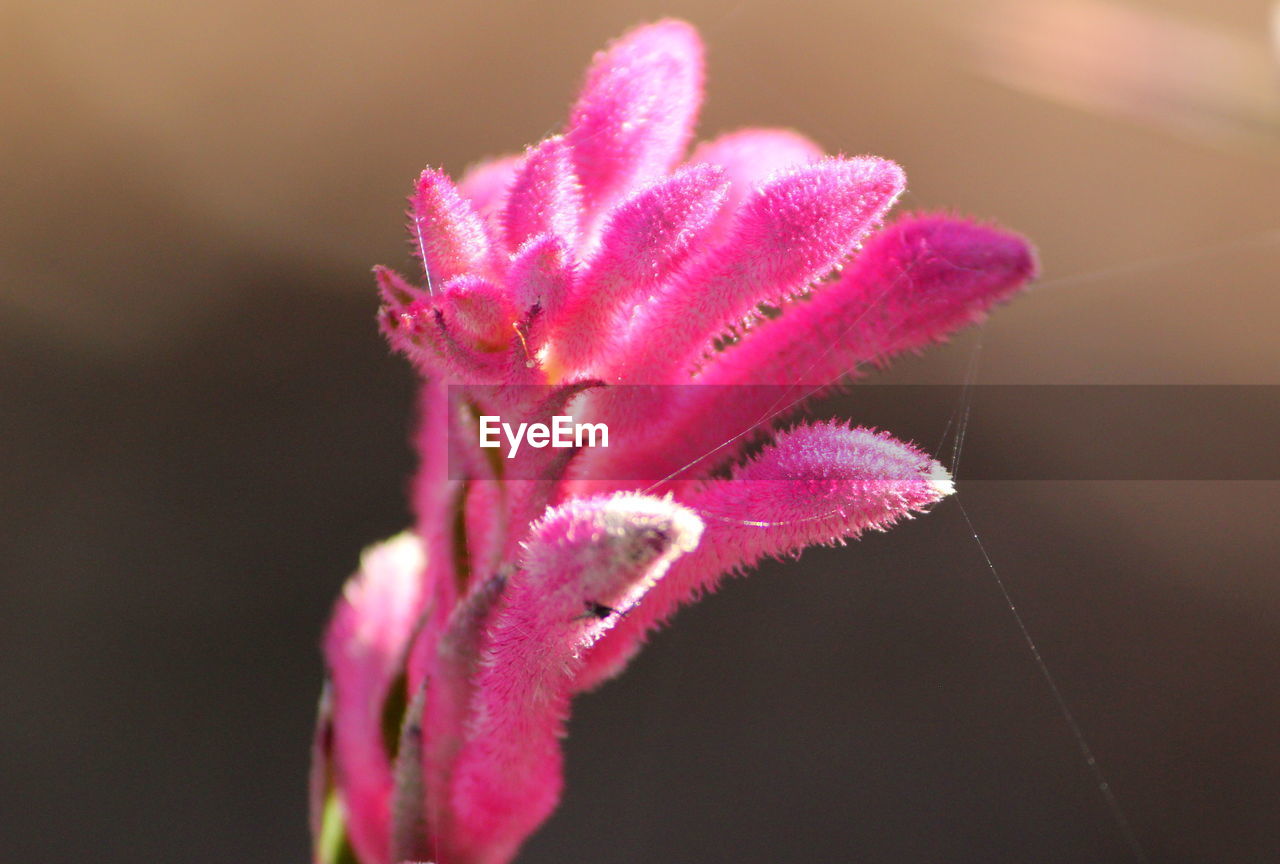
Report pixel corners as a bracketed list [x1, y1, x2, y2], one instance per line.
[317, 17, 1036, 864]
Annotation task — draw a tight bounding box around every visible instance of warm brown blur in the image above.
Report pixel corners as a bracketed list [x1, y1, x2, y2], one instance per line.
[3, 1, 1278, 862]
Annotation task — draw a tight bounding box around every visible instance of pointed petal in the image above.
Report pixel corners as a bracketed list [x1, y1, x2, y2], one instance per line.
[408, 571, 508, 862]
[575, 424, 951, 690]
[445, 495, 702, 864]
[594, 215, 1037, 487]
[579, 163, 727, 291]
[437, 275, 519, 353]
[380, 274, 539, 385]
[601, 157, 906, 384]
[507, 234, 574, 351]
[547, 164, 729, 376]
[373, 265, 428, 310]
[830, 212, 1040, 355]
[503, 136, 583, 251]
[703, 213, 1039, 387]
[323, 532, 430, 864]
[374, 266, 435, 365]
[567, 19, 704, 224]
[688, 128, 824, 244]
[458, 153, 523, 219]
[410, 168, 492, 285]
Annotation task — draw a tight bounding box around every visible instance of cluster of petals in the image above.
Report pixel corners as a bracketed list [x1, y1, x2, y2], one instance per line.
[313, 19, 1037, 864]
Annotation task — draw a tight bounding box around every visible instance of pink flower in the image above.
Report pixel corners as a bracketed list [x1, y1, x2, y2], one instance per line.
[313, 19, 1037, 864]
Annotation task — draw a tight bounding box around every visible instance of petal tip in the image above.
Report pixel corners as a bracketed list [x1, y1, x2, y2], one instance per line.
[926, 459, 955, 499]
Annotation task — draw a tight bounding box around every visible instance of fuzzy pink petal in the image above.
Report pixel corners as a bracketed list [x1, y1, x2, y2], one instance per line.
[410, 381, 461, 611]
[506, 234, 574, 352]
[546, 163, 729, 376]
[458, 154, 523, 219]
[373, 264, 429, 308]
[410, 168, 493, 286]
[436, 275, 519, 354]
[502, 136, 583, 252]
[600, 157, 906, 384]
[445, 495, 702, 864]
[380, 275, 536, 386]
[566, 20, 704, 228]
[375, 266, 438, 371]
[406, 571, 508, 862]
[324, 533, 430, 864]
[687, 128, 824, 244]
[701, 213, 1040, 386]
[575, 424, 951, 690]
[586, 215, 1038, 489]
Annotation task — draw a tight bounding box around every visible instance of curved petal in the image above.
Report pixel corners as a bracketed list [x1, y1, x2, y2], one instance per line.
[457, 154, 523, 222]
[323, 533, 430, 864]
[444, 495, 702, 864]
[410, 169, 492, 286]
[575, 424, 951, 690]
[546, 163, 728, 376]
[503, 136, 583, 252]
[566, 19, 704, 229]
[687, 127, 824, 244]
[592, 214, 1038, 489]
[600, 157, 906, 385]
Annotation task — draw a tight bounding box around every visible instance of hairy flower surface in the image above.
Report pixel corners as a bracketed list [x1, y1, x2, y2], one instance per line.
[314, 19, 1037, 864]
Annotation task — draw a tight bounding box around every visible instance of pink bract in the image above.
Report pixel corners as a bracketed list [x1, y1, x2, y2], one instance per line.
[314, 18, 1037, 864]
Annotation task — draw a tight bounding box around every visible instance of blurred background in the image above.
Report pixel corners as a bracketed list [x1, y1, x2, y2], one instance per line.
[2, 1, 1278, 862]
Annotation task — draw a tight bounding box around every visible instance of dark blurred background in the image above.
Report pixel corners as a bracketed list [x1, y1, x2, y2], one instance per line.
[2, 1, 1278, 862]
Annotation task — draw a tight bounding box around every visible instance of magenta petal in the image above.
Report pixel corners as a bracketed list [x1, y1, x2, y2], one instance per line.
[566, 19, 704, 227]
[829, 212, 1040, 355]
[375, 264, 419, 308]
[323, 533, 429, 864]
[409, 571, 508, 862]
[701, 212, 1039, 387]
[547, 163, 729, 376]
[575, 424, 951, 690]
[688, 127, 824, 244]
[506, 234, 573, 347]
[585, 215, 1037, 488]
[410, 168, 492, 286]
[457, 154, 523, 218]
[436, 275, 519, 354]
[601, 156, 906, 383]
[445, 495, 702, 864]
[381, 274, 539, 386]
[502, 136, 583, 252]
